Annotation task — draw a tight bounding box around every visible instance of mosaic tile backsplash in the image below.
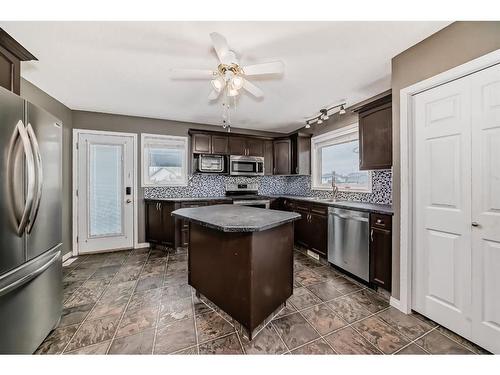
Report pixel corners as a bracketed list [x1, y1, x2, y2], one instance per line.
[144, 170, 392, 205]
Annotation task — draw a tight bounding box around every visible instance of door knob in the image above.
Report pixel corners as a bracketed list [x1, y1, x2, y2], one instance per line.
[471, 222, 480, 227]
[126, 199, 132, 203]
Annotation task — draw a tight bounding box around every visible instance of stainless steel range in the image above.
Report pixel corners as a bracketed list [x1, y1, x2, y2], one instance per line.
[225, 182, 270, 209]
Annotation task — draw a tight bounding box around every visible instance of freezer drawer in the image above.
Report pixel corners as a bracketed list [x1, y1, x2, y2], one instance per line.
[0, 244, 62, 354]
[328, 207, 370, 282]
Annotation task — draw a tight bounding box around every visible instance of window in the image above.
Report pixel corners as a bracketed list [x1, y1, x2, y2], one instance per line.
[311, 124, 372, 192]
[141, 134, 189, 187]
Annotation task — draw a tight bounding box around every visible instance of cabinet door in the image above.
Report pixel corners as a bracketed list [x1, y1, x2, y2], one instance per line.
[246, 138, 264, 156]
[211, 135, 228, 154]
[359, 101, 392, 170]
[160, 202, 175, 246]
[273, 139, 291, 175]
[263, 140, 274, 175]
[145, 202, 163, 243]
[0, 46, 21, 94]
[369, 227, 392, 291]
[294, 210, 309, 248]
[309, 213, 328, 256]
[180, 202, 208, 247]
[291, 133, 311, 175]
[192, 133, 211, 154]
[228, 137, 247, 155]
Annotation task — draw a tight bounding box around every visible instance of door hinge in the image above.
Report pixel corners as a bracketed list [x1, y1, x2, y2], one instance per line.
[76, 189, 78, 197]
[76, 142, 79, 150]
[76, 235, 79, 243]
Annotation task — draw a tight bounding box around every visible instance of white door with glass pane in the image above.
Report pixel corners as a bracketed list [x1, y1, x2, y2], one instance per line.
[77, 132, 135, 253]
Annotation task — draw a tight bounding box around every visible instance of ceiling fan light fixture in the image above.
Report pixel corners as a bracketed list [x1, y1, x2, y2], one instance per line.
[227, 88, 239, 97]
[211, 75, 225, 92]
[231, 76, 244, 90]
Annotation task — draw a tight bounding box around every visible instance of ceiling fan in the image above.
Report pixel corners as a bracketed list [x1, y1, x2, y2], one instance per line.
[170, 32, 284, 101]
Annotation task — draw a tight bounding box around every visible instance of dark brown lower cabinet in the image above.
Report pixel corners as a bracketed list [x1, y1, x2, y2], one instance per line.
[369, 213, 392, 291]
[145, 201, 175, 247]
[291, 201, 328, 257]
[146, 199, 231, 249]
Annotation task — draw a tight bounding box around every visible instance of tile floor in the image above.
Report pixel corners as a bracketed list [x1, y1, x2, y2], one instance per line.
[36, 247, 490, 355]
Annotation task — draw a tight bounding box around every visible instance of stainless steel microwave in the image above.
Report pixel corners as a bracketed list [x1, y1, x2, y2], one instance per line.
[198, 154, 226, 173]
[229, 155, 264, 176]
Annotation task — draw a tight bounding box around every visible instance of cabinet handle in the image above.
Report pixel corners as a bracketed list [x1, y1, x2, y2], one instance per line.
[370, 229, 373, 242]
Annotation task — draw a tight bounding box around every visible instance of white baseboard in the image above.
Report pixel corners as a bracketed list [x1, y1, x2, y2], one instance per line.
[390, 296, 404, 312]
[135, 242, 150, 249]
[62, 252, 72, 262]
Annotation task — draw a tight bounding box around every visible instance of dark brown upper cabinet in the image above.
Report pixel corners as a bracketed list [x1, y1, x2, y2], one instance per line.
[211, 135, 229, 154]
[228, 137, 247, 155]
[273, 139, 291, 175]
[0, 28, 37, 95]
[357, 94, 392, 170]
[192, 133, 212, 154]
[273, 132, 311, 175]
[290, 132, 311, 175]
[263, 140, 274, 175]
[246, 138, 264, 157]
[229, 136, 263, 156]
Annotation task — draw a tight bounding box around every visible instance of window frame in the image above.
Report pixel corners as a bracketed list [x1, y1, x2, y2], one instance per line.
[310, 123, 372, 193]
[141, 133, 189, 187]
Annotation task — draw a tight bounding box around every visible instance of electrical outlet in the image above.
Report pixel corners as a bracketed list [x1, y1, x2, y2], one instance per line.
[307, 250, 320, 261]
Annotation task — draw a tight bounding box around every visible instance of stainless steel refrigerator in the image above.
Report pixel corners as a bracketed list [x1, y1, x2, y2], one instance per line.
[0, 86, 62, 354]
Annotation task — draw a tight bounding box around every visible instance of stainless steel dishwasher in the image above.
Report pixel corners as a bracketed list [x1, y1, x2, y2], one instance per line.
[328, 207, 370, 282]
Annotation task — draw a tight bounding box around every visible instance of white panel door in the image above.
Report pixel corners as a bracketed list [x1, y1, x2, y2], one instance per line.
[413, 77, 472, 339]
[77, 132, 134, 254]
[470, 63, 500, 353]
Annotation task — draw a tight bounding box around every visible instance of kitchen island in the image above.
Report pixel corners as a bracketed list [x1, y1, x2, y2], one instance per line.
[171, 204, 300, 339]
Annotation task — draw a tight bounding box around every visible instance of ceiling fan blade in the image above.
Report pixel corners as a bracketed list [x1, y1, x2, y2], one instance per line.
[170, 68, 214, 79]
[208, 89, 222, 101]
[210, 32, 232, 64]
[242, 79, 264, 99]
[242, 61, 284, 76]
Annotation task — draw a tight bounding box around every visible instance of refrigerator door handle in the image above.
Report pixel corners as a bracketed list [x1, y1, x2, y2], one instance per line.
[0, 250, 60, 298]
[26, 123, 43, 233]
[7, 120, 36, 236]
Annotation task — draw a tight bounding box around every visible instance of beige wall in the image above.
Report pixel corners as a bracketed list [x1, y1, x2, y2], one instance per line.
[72, 110, 282, 245]
[20, 78, 74, 257]
[391, 21, 500, 299]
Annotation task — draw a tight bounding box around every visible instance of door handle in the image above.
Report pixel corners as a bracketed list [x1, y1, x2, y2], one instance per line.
[7, 120, 36, 236]
[26, 123, 43, 233]
[370, 229, 374, 242]
[471, 222, 480, 227]
[126, 199, 132, 204]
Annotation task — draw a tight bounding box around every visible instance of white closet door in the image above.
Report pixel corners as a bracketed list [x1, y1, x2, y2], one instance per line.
[470, 63, 500, 353]
[413, 77, 472, 339]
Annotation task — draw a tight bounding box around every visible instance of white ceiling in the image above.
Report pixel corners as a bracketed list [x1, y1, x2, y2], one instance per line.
[1, 21, 450, 133]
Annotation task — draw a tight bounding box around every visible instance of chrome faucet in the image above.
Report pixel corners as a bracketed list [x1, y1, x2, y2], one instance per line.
[331, 171, 338, 201]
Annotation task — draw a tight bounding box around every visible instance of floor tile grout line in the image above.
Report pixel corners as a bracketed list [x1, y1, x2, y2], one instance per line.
[234, 330, 246, 354]
[104, 249, 152, 354]
[151, 249, 169, 354]
[430, 326, 481, 354]
[293, 305, 339, 354]
[60, 251, 135, 354]
[191, 287, 201, 355]
[270, 321, 292, 353]
[391, 326, 438, 355]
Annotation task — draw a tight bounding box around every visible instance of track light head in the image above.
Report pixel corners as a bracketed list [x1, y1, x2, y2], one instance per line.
[339, 104, 346, 115]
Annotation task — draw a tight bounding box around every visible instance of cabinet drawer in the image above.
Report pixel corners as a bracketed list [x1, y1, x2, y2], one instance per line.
[310, 204, 328, 216]
[370, 213, 392, 230]
[294, 202, 310, 211]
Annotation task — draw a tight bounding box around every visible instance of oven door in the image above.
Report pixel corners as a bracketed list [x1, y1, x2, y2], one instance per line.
[229, 156, 264, 176]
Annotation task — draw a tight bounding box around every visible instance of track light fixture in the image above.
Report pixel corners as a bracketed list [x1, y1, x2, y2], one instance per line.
[305, 101, 347, 129]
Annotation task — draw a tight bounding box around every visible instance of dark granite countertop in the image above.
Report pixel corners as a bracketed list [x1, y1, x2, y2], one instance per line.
[146, 195, 393, 215]
[264, 195, 393, 215]
[145, 196, 232, 202]
[172, 204, 301, 232]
